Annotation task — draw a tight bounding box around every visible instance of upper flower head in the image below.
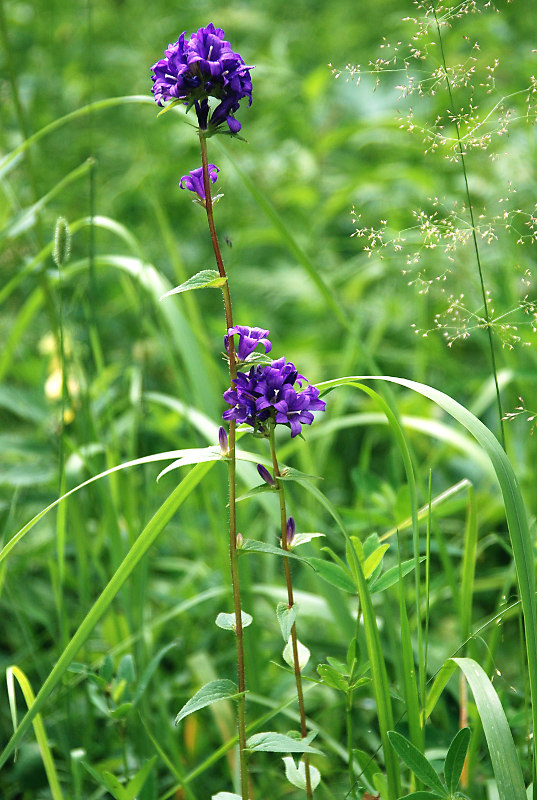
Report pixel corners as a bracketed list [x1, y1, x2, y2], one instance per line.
[179, 164, 219, 200]
[225, 325, 272, 362]
[151, 23, 253, 134]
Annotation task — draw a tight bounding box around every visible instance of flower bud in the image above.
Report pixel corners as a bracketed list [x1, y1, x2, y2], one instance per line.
[257, 463, 274, 486]
[236, 532, 243, 549]
[286, 516, 295, 546]
[218, 426, 228, 454]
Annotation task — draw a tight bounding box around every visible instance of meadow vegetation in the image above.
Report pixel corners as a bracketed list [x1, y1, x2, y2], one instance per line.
[1, 0, 536, 798]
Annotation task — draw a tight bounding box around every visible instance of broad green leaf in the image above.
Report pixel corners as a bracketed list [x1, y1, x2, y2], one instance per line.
[444, 727, 471, 795]
[160, 269, 227, 299]
[276, 602, 297, 642]
[175, 680, 240, 725]
[369, 557, 426, 594]
[246, 732, 320, 754]
[388, 731, 447, 796]
[307, 557, 355, 593]
[452, 658, 526, 800]
[283, 636, 310, 671]
[238, 538, 305, 562]
[215, 611, 253, 631]
[283, 756, 321, 791]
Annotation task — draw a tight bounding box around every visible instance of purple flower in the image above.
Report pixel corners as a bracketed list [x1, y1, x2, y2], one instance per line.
[179, 164, 219, 200]
[222, 356, 326, 438]
[218, 426, 228, 454]
[225, 325, 272, 362]
[151, 23, 253, 133]
[257, 464, 275, 486]
[286, 516, 295, 546]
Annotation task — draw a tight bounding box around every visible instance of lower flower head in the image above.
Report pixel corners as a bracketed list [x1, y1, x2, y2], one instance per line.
[179, 164, 219, 200]
[223, 356, 326, 438]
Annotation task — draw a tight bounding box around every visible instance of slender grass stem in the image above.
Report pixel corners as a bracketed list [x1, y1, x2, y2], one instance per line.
[432, 6, 505, 448]
[198, 132, 248, 800]
[268, 421, 313, 799]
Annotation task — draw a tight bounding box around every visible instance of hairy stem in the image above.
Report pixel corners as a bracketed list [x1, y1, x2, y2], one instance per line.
[199, 133, 248, 799]
[433, 6, 505, 448]
[268, 422, 313, 799]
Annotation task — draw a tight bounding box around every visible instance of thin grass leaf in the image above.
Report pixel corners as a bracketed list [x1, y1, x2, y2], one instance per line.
[452, 658, 526, 800]
[0, 462, 213, 768]
[318, 375, 537, 784]
[6, 666, 65, 800]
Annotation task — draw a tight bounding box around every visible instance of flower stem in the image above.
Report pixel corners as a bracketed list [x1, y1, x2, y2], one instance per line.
[433, 5, 505, 449]
[268, 421, 313, 799]
[199, 132, 249, 800]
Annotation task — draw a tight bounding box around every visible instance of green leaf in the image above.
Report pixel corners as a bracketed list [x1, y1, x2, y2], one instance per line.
[236, 483, 274, 503]
[175, 680, 240, 725]
[363, 544, 389, 578]
[276, 602, 297, 642]
[124, 756, 157, 800]
[317, 664, 348, 692]
[215, 611, 253, 631]
[444, 728, 471, 795]
[388, 731, 447, 796]
[101, 772, 129, 800]
[397, 794, 446, 800]
[452, 658, 526, 800]
[238, 538, 305, 562]
[246, 732, 320, 754]
[307, 556, 355, 593]
[369, 557, 426, 594]
[156, 98, 182, 117]
[0, 462, 214, 769]
[283, 756, 321, 791]
[117, 654, 136, 684]
[160, 269, 227, 299]
[109, 702, 133, 720]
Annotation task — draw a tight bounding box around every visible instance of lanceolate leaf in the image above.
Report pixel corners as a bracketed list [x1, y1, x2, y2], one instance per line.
[160, 269, 227, 299]
[175, 680, 240, 725]
[369, 557, 426, 594]
[307, 556, 356, 593]
[238, 538, 305, 562]
[388, 731, 447, 796]
[444, 727, 471, 795]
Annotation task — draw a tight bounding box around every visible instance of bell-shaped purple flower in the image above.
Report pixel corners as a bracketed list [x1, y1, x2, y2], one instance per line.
[225, 325, 272, 362]
[179, 165, 219, 200]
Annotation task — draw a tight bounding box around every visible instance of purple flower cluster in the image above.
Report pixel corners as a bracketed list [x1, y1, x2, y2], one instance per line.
[222, 328, 325, 438]
[151, 23, 253, 134]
